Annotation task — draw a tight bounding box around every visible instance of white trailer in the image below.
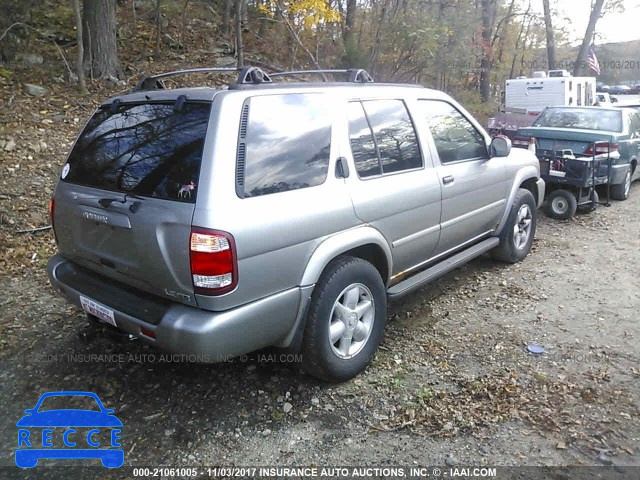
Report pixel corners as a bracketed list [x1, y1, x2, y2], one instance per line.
[488, 71, 597, 137]
[505, 75, 596, 111]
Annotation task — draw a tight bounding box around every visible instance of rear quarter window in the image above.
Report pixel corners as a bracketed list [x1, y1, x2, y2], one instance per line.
[238, 94, 332, 198]
[63, 102, 211, 203]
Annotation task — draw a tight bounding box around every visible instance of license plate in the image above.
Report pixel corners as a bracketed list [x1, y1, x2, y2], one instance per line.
[80, 296, 117, 327]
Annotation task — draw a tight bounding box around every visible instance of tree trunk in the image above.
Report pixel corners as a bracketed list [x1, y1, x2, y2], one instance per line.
[235, 0, 243, 67]
[343, 0, 356, 59]
[509, 0, 531, 79]
[82, 0, 120, 79]
[72, 0, 87, 92]
[573, 0, 605, 76]
[542, 0, 556, 70]
[479, 0, 496, 102]
[222, 0, 231, 35]
[154, 0, 162, 55]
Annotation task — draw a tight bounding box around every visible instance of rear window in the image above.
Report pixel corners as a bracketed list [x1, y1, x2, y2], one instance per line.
[533, 108, 622, 132]
[63, 102, 211, 203]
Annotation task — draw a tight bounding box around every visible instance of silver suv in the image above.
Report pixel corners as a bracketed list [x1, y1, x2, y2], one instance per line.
[48, 67, 544, 382]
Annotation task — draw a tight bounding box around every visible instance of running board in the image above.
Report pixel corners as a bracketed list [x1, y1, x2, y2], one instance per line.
[387, 237, 500, 299]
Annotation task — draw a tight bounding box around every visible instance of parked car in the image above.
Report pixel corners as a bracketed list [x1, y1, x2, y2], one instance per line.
[627, 84, 640, 95]
[596, 83, 610, 93]
[47, 67, 544, 382]
[514, 106, 640, 201]
[610, 85, 632, 95]
[595, 93, 617, 106]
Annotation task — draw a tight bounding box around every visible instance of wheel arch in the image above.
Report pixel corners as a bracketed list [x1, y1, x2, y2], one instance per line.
[300, 227, 393, 287]
[495, 166, 540, 236]
[277, 227, 392, 351]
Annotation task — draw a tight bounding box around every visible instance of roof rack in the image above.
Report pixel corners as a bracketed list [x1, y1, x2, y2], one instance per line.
[132, 66, 273, 91]
[269, 69, 374, 83]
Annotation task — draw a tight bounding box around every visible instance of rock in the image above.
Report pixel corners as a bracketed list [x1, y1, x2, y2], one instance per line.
[164, 428, 175, 437]
[16, 53, 44, 65]
[479, 445, 490, 455]
[445, 454, 457, 466]
[24, 84, 49, 96]
[4, 139, 16, 152]
[311, 397, 320, 406]
[283, 402, 293, 414]
[262, 429, 271, 436]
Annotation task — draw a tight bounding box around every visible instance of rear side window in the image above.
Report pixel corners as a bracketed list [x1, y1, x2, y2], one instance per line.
[348, 99, 422, 178]
[64, 102, 211, 203]
[240, 94, 332, 198]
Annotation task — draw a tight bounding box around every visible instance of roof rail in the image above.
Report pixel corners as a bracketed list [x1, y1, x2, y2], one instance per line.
[132, 66, 273, 91]
[269, 69, 374, 83]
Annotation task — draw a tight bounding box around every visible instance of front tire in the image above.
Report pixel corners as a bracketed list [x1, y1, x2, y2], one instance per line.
[544, 189, 577, 220]
[492, 188, 537, 263]
[611, 167, 631, 201]
[302, 257, 387, 382]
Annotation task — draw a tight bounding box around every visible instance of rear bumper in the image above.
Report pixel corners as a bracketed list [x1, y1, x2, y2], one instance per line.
[609, 163, 629, 185]
[48, 254, 304, 360]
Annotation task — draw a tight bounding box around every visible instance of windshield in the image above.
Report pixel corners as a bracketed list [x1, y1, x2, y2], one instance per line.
[533, 108, 622, 132]
[64, 101, 211, 203]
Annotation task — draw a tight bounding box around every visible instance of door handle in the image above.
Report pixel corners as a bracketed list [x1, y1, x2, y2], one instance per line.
[442, 175, 454, 185]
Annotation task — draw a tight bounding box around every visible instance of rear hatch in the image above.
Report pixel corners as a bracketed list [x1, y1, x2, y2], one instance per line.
[53, 98, 213, 307]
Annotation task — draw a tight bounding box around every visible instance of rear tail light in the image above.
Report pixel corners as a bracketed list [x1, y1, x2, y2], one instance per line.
[584, 142, 618, 155]
[189, 227, 237, 295]
[48, 197, 57, 243]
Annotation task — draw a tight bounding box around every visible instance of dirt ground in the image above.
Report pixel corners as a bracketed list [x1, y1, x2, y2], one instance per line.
[1, 85, 639, 479]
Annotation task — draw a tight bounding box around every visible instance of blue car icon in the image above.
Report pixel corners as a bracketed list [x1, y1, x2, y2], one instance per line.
[15, 391, 123, 468]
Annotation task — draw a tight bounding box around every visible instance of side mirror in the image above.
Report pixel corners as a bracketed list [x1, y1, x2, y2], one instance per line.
[611, 97, 618, 103]
[490, 135, 512, 157]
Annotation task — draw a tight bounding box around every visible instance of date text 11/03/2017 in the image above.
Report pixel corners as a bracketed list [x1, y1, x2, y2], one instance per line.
[520, 59, 640, 71]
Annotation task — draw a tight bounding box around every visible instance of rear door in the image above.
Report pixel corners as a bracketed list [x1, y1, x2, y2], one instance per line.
[416, 99, 507, 256]
[343, 98, 442, 275]
[54, 100, 213, 306]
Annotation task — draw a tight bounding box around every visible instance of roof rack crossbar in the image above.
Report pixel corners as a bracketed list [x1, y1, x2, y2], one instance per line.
[269, 69, 374, 83]
[133, 66, 273, 91]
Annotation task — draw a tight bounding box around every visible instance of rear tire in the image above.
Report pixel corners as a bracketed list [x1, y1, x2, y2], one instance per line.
[611, 167, 631, 201]
[302, 257, 387, 382]
[492, 188, 537, 263]
[544, 189, 577, 220]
